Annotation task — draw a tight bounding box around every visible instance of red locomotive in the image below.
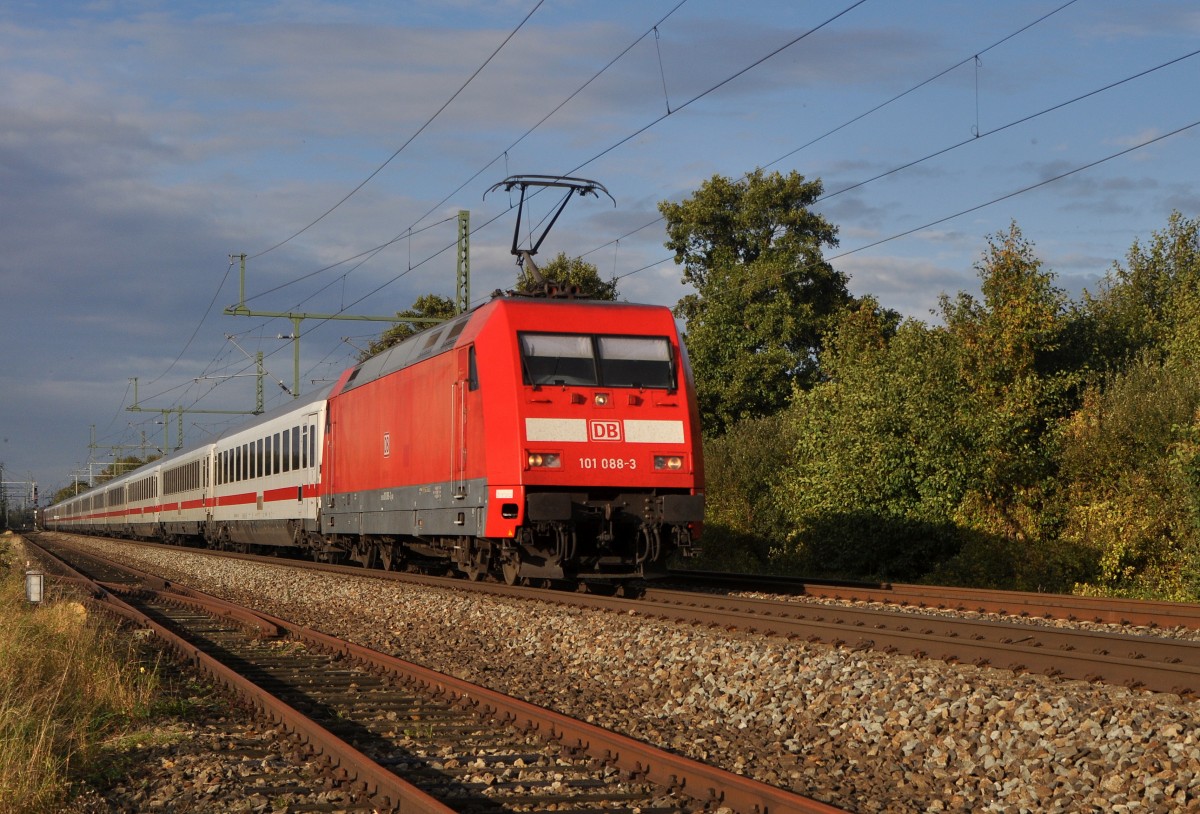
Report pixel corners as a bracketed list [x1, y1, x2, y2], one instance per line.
[320, 294, 705, 583]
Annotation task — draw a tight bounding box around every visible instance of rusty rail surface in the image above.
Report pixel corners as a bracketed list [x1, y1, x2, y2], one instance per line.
[636, 587, 1200, 697]
[668, 569, 1200, 630]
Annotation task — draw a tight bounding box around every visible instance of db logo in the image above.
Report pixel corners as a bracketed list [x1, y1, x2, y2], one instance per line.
[589, 420, 623, 442]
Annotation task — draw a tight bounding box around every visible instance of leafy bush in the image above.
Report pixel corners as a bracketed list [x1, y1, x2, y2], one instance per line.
[690, 212, 1200, 599]
[774, 307, 972, 580]
[691, 412, 796, 572]
[1056, 357, 1200, 599]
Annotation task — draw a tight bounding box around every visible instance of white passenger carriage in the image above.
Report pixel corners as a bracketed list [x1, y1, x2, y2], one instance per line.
[45, 388, 329, 551]
[157, 443, 215, 544]
[206, 388, 329, 550]
[123, 466, 161, 539]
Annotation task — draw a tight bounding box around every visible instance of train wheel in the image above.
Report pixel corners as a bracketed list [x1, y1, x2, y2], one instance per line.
[379, 543, 403, 572]
[501, 553, 521, 586]
[616, 580, 645, 599]
[458, 540, 490, 581]
[348, 541, 376, 569]
[465, 550, 488, 581]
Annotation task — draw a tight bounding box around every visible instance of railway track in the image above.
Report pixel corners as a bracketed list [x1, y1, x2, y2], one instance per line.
[635, 586, 1200, 697]
[667, 569, 1200, 630]
[35, 532, 1200, 696]
[24, 534, 843, 814]
[28, 531, 1200, 812]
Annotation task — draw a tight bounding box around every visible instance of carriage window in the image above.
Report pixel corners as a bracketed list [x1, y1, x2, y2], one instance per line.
[519, 334, 597, 386]
[597, 336, 674, 389]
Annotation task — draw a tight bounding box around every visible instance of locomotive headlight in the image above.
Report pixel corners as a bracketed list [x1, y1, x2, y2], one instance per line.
[594, 392, 610, 406]
[527, 452, 562, 468]
[654, 455, 684, 471]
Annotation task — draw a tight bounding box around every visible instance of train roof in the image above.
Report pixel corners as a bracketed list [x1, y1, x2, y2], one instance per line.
[336, 296, 674, 396]
[338, 309, 476, 395]
[52, 384, 335, 507]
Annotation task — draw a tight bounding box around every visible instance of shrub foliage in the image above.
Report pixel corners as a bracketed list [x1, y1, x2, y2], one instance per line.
[694, 212, 1200, 599]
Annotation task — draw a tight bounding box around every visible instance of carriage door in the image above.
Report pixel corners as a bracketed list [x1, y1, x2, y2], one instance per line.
[305, 411, 320, 511]
[204, 450, 212, 523]
[451, 345, 474, 499]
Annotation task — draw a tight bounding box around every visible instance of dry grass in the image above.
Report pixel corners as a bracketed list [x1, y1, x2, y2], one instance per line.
[0, 535, 162, 813]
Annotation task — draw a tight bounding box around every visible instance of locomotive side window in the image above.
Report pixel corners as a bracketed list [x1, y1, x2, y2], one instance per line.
[468, 346, 479, 391]
[520, 334, 597, 386]
[597, 336, 674, 389]
[519, 332, 675, 389]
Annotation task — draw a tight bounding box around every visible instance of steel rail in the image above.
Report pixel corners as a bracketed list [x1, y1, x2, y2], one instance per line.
[633, 588, 1200, 696]
[804, 583, 1200, 629]
[668, 569, 1200, 629]
[639, 587, 1200, 668]
[43, 532, 1200, 631]
[255, 605, 846, 814]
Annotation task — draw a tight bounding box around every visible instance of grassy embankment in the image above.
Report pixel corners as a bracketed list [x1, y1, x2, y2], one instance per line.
[0, 532, 172, 813]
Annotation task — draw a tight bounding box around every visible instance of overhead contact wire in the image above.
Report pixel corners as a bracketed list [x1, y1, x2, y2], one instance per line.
[611, 121, 1200, 296]
[579, 0, 1083, 260]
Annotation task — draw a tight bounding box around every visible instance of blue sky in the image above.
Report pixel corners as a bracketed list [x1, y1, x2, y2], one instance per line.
[1, 0, 1198, 500]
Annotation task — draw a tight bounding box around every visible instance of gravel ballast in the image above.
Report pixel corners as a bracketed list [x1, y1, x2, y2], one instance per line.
[59, 538, 1200, 813]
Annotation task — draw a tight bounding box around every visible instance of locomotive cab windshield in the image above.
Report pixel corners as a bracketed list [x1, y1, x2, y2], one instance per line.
[519, 332, 675, 390]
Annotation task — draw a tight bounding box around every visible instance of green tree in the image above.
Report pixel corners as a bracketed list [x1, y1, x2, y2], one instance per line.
[694, 411, 798, 572]
[1057, 355, 1200, 599]
[1056, 213, 1200, 599]
[660, 169, 851, 433]
[775, 226, 1091, 588]
[88, 456, 152, 485]
[937, 223, 1071, 543]
[518, 252, 618, 300]
[1081, 211, 1200, 367]
[777, 301, 971, 579]
[358, 294, 458, 361]
[50, 482, 90, 505]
